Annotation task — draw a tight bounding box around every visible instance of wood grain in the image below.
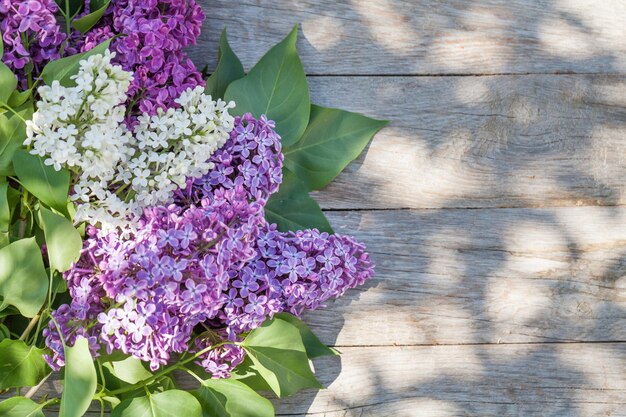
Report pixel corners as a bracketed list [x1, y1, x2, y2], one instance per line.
[193, 0, 626, 75]
[309, 207, 626, 346]
[48, 343, 626, 417]
[305, 75, 626, 209]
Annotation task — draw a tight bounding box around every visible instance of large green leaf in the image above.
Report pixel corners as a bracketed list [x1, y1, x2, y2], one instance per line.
[38, 207, 82, 272]
[0, 62, 17, 105]
[40, 39, 112, 87]
[59, 337, 97, 417]
[0, 102, 33, 176]
[0, 237, 48, 317]
[0, 339, 49, 389]
[0, 397, 45, 417]
[111, 390, 202, 417]
[265, 169, 332, 233]
[72, 0, 111, 34]
[284, 105, 388, 190]
[224, 25, 310, 147]
[241, 318, 322, 397]
[192, 378, 274, 417]
[205, 29, 244, 100]
[12, 150, 70, 215]
[274, 313, 339, 358]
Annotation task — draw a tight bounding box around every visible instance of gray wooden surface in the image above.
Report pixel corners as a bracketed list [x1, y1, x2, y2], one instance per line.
[37, 1, 626, 416]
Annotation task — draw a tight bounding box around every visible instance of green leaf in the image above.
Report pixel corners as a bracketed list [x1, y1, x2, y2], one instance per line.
[284, 105, 388, 190]
[0, 397, 45, 417]
[41, 39, 112, 87]
[54, 0, 83, 19]
[0, 339, 49, 389]
[242, 318, 322, 397]
[0, 29, 3, 60]
[265, 169, 333, 233]
[224, 25, 310, 147]
[8, 88, 32, 107]
[0, 180, 9, 231]
[38, 206, 82, 272]
[230, 356, 273, 392]
[0, 101, 33, 176]
[274, 313, 339, 358]
[12, 150, 70, 215]
[60, 337, 97, 417]
[192, 378, 274, 417]
[111, 390, 202, 417]
[0, 62, 17, 105]
[102, 355, 152, 385]
[205, 29, 244, 100]
[0, 237, 48, 317]
[73, 0, 111, 34]
[0, 323, 10, 341]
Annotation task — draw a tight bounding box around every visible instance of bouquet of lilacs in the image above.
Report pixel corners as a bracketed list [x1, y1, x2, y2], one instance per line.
[0, 1, 387, 416]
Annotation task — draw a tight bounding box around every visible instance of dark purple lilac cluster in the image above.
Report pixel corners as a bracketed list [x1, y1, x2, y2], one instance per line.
[79, 0, 206, 114]
[45, 115, 375, 378]
[179, 113, 284, 205]
[0, 0, 66, 89]
[0, 0, 205, 113]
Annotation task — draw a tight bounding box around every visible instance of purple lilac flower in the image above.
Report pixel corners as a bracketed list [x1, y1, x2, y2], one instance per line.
[180, 113, 284, 206]
[0, 0, 66, 89]
[44, 186, 265, 370]
[47, 114, 375, 379]
[77, 0, 206, 115]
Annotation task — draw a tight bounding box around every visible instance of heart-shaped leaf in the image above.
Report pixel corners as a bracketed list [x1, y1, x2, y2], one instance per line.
[284, 105, 388, 190]
[274, 313, 339, 358]
[0, 397, 45, 417]
[102, 355, 152, 385]
[225, 25, 310, 147]
[111, 390, 202, 417]
[192, 378, 274, 417]
[12, 150, 70, 215]
[41, 39, 112, 87]
[242, 318, 322, 397]
[0, 237, 48, 317]
[265, 169, 332, 233]
[59, 337, 97, 417]
[38, 206, 82, 273]
[205, 29, 244, 100]
[0, 339, 49, 389]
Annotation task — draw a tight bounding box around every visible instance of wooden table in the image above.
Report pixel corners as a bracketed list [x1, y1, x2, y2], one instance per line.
[190, 1, 626, 416]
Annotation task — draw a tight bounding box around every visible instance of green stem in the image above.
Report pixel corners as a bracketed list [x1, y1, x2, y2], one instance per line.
[106, 342, 229, 396]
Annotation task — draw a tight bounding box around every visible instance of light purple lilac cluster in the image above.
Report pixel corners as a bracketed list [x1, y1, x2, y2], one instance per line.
[45, 115, 374, 377]
[0, 0, 66, 89]
[0, 0, 205, 114]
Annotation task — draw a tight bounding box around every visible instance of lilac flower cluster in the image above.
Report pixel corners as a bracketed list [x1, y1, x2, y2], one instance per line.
[45, 186, 265, 370]
[178, 113, 284, 205]
[1, 0, 205, 114]
[46, 115, 374, 378]
[0, 0, 65, 89]
[78, 0, 206, 114]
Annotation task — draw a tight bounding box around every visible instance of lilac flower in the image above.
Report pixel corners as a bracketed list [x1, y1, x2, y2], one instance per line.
[0, 0, 65, 89]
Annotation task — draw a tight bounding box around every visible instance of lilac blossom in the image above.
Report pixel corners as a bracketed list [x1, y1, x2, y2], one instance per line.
[46, 115, 375, 379]
[0, 0, 66, 89]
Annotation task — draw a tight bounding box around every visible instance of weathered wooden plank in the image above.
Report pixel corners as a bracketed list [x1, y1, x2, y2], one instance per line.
[304, 75, 626, 209]
[52, 343, 626, 416]
[305, 207, 626, 346]
[273, 344, 626, 416]
[193, 0, 626, 75]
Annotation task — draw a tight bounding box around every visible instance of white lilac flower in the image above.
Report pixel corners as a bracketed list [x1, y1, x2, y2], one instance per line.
[25, 51, 235, 235]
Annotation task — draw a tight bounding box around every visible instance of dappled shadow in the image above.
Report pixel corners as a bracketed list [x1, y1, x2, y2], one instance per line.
[192, 0, 626, 416]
